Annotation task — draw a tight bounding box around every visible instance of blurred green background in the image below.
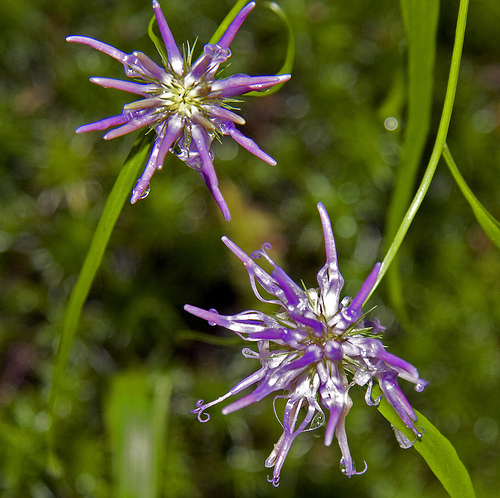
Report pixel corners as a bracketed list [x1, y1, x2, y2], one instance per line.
[1, 0, 499, 496]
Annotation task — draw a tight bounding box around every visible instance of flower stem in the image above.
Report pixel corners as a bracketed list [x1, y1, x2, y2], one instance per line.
[366, 0, 470, 302]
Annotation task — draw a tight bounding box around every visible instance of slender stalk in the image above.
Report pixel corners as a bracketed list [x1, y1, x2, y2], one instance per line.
[366, 0, 469, 302]
[47, 135, 150, 466]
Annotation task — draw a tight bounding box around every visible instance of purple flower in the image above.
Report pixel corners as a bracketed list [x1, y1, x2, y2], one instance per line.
[67, 1, 290, 221]
[185, 202, 427, 486]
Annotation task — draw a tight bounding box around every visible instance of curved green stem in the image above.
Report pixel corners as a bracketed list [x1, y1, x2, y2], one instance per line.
[47, 135, 150, 466]
[366, 0, 469, 302]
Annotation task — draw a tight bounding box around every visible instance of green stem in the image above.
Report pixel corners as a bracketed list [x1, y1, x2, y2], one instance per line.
[47, 136, 150, 461]
[373, 385, 476, 498]
[366, 0, 469, 302]
[443, 143, 500, 248]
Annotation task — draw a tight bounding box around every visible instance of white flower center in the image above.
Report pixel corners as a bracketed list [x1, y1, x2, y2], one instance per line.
[160, 77, 211, 119]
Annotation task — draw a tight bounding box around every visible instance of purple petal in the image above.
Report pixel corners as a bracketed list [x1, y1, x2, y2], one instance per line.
[184, 304, 283, 338]
[377, 349, 422, 381]
[130, 127, 164, 203]
[75, 114, 129, 134]
[377, 372, 420, 435]
[152, 0, 183, 75]
[343, 336, 426, 389]
[103, 111, 158, 140]
[281, 328, 310, 349]
[221, 237, 283, 303]
[131, 51, 171, 83]
[124, 97, 165, 111]
[130, 116, 184, 203]
[206, 105, 245, 125]
[316, 202, 344, 318]
[89, 77, 158, 95]
[223, 346, 321, 415]
[266, 396, 317, 487]
[155, 114, 184, 168]
[342, 262, 381, 323]
[67, 36, 167, 82]
[316, 361, 345, 446]
[210, 74, 291, 98]
[190, 124, 231, 220]
[192, 367, 267, 422]
[187, 44, 231, 84]
[66, 35, 128, 63]
[191, 125, 217, 188]
[215, 2, 255, 49]
[219, 121, 276, 165]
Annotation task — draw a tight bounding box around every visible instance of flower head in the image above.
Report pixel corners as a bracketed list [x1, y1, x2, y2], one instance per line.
[67, 1, 290, 220]
[185, 202, 427, 486]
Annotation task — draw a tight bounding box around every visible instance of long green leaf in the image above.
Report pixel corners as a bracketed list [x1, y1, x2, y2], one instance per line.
[48, 135, 150, 454]
[388, 0, 439, 238]
[443, 144, 500, 249]
[106, 371, 172, 498]
[367, 0, 470, 301]
[373, 385, 475, 498]
[384, 0, 439, 323]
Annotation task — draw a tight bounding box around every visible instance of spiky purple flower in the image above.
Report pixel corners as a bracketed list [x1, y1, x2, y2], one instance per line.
[185, 202, 427, 486]
[67, 1, 290, 220]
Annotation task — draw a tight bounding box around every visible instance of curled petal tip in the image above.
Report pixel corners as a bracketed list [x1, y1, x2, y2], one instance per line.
[66, 35, 89, 44]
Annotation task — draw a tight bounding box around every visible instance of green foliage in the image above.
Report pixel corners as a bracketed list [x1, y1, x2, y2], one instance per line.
[384, 0, 439, 322]
[1, 0, 499, 496]
[443, 144, 500, 249]
[373, 385, 476, 498]
[106, 371, 172, 498]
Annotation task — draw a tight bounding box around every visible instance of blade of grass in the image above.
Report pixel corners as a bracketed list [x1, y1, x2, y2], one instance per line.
[367, 0, 470, 301]
[47, 135, 151, 465]
[106, 371, 172, 498]
[443, 143, 500, 249]
[373, 384, 475, 498]
[384, 0, 439, 323]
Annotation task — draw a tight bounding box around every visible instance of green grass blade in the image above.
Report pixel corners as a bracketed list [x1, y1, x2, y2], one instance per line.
[106, 371, 172, 498]
[387, 0, 439, 237]
[373, 385, 475, 498]
[384, 0, 439, 322]
[443, 144, 500, 249]
[48, 135, 150, 447]
[367, 0, 470, 302]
